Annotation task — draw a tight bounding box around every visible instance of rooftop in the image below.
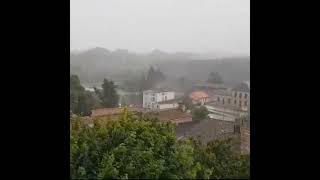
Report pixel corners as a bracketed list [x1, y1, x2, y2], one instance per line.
[91, 107, 145, 117]
[189, 91, 209, 100]
[147, 109, 192, 124]
[143, 88, 173, 93]
[232, 82, 250, 92]
[175, 119, 235, 144]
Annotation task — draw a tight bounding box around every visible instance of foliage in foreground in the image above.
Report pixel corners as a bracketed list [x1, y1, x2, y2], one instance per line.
[70, 111, 249, 179]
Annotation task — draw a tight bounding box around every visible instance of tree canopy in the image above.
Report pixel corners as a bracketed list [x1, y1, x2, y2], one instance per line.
[192, 106, 209, 121]
[70, 110, 249, 179]
[70, 75, 100, 116]
[145, 66, 166, 89]
[100, 79, 119, 108]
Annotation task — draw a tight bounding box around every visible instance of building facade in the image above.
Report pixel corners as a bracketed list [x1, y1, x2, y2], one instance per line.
[231, 81, 250, 111]
[234, 116, 250, 155]
[143, 89, 178, 110]
[214, 81, 250, 112]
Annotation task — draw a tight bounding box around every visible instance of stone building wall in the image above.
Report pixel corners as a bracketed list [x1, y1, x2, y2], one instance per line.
[240, 127, 250, 154]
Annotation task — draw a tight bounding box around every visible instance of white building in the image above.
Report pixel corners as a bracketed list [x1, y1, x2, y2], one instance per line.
[143, 89, 179, 110]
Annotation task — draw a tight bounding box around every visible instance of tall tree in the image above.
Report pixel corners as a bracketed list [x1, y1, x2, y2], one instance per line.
[70, 75, 85, 91]
[145, 66, 166, 89]
[208, 72, 223, 84]
[70, 75, 100, 116]
[101, 79, 119, 107]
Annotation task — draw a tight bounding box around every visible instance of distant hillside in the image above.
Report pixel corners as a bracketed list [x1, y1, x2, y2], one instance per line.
[153, 57, 250, 86]
[70, 47, 250, 85]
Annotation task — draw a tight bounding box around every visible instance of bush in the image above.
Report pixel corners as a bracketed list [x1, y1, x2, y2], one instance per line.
[192, 106, 209, 121]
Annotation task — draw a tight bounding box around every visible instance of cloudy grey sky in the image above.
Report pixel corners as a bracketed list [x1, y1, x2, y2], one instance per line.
[71, 0, 250, 55]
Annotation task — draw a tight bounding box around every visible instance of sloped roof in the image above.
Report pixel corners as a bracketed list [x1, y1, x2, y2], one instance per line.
[147, 109, 192, 124]
[91, 107, 144, 117]
[144, 88, 173, 93]
[189, 91, 209, 100]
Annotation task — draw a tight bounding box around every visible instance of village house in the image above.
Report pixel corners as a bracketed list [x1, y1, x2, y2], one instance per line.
[189, 91, 210, 105]
[214, 89, 233, 107]
[211, 81, 250, 112]
[231, 81, 250, 111]
[143, 89, 179, 110]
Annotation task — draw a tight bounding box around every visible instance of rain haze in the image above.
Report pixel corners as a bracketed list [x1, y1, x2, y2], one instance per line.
[71, 0, 250, 55]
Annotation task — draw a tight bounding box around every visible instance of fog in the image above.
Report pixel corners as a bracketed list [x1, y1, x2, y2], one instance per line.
[71, 0, 250, 55]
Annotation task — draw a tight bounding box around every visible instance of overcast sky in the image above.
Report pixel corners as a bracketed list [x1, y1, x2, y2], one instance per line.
[71, 0, 250, 55]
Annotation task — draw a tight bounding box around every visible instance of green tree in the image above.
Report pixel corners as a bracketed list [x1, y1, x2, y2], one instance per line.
[70, 110, 250, 179]
[208, 72, 223, 84]
[192, 106, 209, 121]
[70, 75, 99, 116]
[191, 138, 250, 179]
[100, 78, 119, 108]
[70, 75, 85, 92]
[145, 66, 166, 89]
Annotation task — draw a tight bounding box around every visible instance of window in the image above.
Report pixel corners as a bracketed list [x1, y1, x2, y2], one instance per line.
[234, 100, 237, 105]
[245, 101, 247, 106]
[239, 93, 242, 98]
[245, 93, 248, 99]
[222, 98, 225, 105]
[234, 92, 237, 98]
[165, 96, 167, 101]
[152, 97, 155, 101]
[228, 98, 231, 104]
[239, 100, 242, 107]
[218, 97, 220, 102]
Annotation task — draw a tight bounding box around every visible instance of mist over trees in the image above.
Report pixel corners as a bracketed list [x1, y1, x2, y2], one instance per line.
[145, 66, 166, 89]
[70, 47, 250, 86]
[208, 72, 223, 84]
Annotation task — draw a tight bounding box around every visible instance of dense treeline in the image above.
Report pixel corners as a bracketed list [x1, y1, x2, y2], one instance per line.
[70, 110, 250, 179]
[70, 47, 250, 86]
[119, 66, 166, 92]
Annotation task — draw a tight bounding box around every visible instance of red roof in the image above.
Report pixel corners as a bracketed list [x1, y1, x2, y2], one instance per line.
[189, 91, 209, 100]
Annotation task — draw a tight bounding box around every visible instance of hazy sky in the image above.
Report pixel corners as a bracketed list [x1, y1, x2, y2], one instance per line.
[71, 0, 250, 54]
